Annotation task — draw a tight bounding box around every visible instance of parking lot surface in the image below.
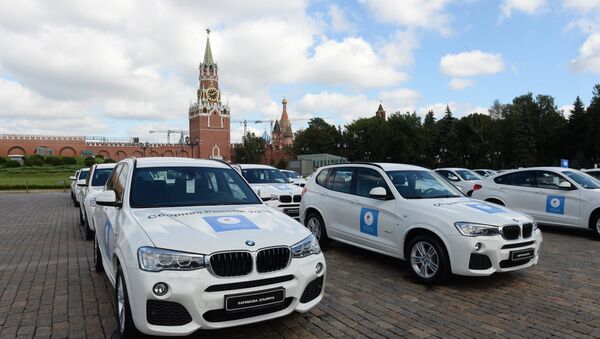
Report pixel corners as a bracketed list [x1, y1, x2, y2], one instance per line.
[0, 192, 599, 338]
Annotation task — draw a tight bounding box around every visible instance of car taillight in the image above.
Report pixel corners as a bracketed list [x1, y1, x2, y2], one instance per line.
[473, 184, 482, 191]
[301, 186, 307, 197]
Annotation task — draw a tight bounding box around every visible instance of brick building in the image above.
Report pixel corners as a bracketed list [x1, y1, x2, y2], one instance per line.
[0, 30, 231, 161]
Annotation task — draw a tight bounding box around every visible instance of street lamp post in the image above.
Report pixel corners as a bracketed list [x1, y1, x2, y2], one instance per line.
[337, 143, 347, 163]
[139, 142, 150, 157]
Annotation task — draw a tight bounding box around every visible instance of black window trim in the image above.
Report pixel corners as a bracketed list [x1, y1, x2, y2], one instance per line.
[317, 165, 395, 200]
[494, 169, 577, 191]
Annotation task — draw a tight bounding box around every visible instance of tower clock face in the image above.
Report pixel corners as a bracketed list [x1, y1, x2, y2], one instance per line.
[206, 87, 220, 102]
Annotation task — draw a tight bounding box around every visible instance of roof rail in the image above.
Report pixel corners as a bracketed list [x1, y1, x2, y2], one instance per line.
[208, 158, 234, 169]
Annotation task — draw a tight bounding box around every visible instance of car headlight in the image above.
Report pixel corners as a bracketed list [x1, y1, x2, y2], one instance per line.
[291, 235, 321, 258]
[138, 247, 206, 272]
[454, 222, 500, 237]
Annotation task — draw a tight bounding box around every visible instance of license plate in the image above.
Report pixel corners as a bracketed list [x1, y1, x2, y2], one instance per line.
[225, 288, 285, 311]
[510, 248, 535, 261]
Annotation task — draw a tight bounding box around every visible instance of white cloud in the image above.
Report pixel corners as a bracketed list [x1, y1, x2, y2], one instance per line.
[329, 5, 355, 33]
[440, 50, 505, 77]
[448, 78, 475, 90]
[362, 0, 453, 35]
[559, 104, 574, 117]
[500, 0, 545, 19]
[563, 0, 600, 12]
[379, 30, 420, 68]
[571, 32, 600, 73]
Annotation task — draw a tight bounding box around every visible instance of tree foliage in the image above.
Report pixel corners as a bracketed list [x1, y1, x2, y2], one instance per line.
[292, 84, 600, 169]
[233, 132, 266, 164]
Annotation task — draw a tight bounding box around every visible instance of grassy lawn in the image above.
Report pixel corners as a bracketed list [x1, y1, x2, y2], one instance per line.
[0, 165, 83, 190]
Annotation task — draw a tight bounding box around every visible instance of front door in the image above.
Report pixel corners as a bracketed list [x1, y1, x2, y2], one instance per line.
[532, 170, 581, 226]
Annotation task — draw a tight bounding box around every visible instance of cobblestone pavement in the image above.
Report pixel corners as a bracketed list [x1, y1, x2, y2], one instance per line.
[1, 192, 599, 338]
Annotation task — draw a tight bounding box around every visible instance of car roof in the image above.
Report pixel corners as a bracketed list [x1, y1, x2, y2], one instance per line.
[133, 157, 231, 169]
[318, 162, 428, 171]
[238, 164, 277, 169]
[501, 166, 574, 172]
[435, 167, 474, 171]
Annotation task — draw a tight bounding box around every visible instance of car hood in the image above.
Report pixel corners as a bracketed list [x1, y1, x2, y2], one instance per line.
[249, 183, 303, 196]
[412, 198, 532, 226]
[130, 205, 310, 254]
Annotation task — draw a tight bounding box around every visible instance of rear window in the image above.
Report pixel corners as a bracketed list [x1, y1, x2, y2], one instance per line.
[315, 169, 330, 186]
[326, 168, 354, 194]
[494, 171, 534, 187]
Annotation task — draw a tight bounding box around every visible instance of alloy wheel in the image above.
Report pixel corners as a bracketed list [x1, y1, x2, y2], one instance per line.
[117, 277, 126, 333]
[410, 241, 439, 279]
[307, 216, 322, 240]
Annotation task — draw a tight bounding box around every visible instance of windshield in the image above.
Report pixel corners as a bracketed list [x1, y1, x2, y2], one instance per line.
[283, 171, 301, 179]
[79, 170, 89, 180]
[562, 170, 600, 189]
[242, 168, 290, 184]
[91, 168, 114, 186]
[387, 170, 463, 199]
[130, 166, 261, 208]
[456, 170, 481, 181]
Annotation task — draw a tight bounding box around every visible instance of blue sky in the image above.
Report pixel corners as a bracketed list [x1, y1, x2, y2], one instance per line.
[0, 0, 599, 142]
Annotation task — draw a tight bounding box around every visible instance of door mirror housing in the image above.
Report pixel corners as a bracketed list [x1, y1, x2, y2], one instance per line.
[558, 181, 573, 189]
[257, 189, 272, 201]
[96, 190, 121, 207]
[449, 175, 460, 182]
[77, 179, 87, 187]
[69, 176, 76, 181]
[369, 187, 388, 200]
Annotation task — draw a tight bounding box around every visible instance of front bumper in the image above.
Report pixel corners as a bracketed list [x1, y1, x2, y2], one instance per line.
[265, 200, 300, 219]
[447, 229, 543, 276]
[124, 253, 326, 336]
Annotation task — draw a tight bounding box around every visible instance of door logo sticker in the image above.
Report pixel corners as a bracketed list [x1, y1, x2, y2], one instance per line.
[360, 208, 379, 236]
[203, 215, 260, 232]
[104, 220, 112, 262]
[546, 196, 565, 214]
[466, 203, 505, 214]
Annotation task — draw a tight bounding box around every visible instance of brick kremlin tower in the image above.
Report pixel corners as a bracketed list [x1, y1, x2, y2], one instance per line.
[272, 97, 294, 149]
[188, 29, 231, 160]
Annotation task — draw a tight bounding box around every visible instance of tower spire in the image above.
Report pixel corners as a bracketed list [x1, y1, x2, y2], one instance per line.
[203, 28, 214, 65]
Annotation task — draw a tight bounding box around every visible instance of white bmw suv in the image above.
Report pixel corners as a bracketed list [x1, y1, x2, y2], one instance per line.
[472, 167, 600, 239]
[238, 164, 303, 219]
[300, 163, 542, 284]
[78, 163, 117, 240]
[92, 157, 325, 337]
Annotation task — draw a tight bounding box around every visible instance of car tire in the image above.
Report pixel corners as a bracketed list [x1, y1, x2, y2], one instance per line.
[115, 267, 140, 338]
[93, 235, 104, 273]
[305, 211, 330, 247]
[79, 207, 85, 226]
[73, 198, 79, 207]
[84, 214, 94, 241]
[407, 235, 450, 284]
[591, 213, 600, 240]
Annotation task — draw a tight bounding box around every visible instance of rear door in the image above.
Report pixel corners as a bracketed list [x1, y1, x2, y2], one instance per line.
[318, 167, 357, 240]
[531, 170, 581, 226]
[495, 171, 536, 216]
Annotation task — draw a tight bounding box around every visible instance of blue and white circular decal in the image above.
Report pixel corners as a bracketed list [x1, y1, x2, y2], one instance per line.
[217, 216, 242, 225]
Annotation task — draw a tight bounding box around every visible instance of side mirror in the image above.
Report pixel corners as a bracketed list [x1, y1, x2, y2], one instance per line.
[77, 179, 87, 187]
[449, 175, 460, 182]
[257, 189, 272, 201]
[96, 190, 120, 207]
[558, 181, 573, 189]
[369, 187, 388, 200]
[69, 176, 76, 181]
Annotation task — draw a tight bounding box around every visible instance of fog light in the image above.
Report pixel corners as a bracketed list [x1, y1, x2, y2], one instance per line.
[153, 282, 168, 296]
[474, 242, 482, 251]
[315, 263, 323, 274]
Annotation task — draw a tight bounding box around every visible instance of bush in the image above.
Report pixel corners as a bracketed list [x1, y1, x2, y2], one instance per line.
[25, 155, 44, 166]
[103, 158, 116, 163]
[45, 156, 65, 166]
[5, 160, 21, 168]
[0, 157, 5, 164]
[63, 157, 76, 165]
[84, 157, 96, 167]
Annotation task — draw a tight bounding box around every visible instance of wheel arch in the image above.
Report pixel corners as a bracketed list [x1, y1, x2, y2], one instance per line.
[302, 205, 326, 226]
[484, 197, 506, 206]
[587, 207, 600, 230]
[402, 226, 452, 266]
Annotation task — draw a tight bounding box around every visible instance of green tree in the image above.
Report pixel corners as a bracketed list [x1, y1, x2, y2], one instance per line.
[84, 157, 96, 167]
[587, 84, 600, 165]
[568, 96, 588, 167]
[293, 118, 342, 155]
[233, 132, 266, 164]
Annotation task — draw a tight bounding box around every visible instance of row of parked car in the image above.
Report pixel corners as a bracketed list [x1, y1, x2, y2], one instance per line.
[67, 158, 598, 337]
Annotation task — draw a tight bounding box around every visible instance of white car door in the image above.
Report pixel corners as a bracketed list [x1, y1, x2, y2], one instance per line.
[494, 171, 536, 216]
[351, 167, 399, 254]
[531, 170, 582, 227]
[319, 167, 358, 241]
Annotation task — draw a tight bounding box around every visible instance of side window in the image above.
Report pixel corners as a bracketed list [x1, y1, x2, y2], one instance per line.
[436, 170, 452, 180]
[326, 168, 354, 194]
[535, 171, 569, 190]
[315, 169, 330, 187]
[494, 173, 512, 185]
[115, 164, 129, 203]
[355, 168, 390, 198]
[106, 164, 123, 191]
[512, 171, 535, 187]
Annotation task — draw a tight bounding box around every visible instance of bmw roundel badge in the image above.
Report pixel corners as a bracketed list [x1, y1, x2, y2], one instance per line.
[245, 240, 255, 246]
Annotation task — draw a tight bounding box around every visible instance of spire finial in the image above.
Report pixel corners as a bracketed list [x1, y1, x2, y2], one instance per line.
[206, 28, 211, 35]
[203, 28, 214, 65]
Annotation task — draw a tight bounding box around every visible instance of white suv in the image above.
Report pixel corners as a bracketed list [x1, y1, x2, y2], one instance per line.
[281, 170, 307, 187]
[238, 164, 303, 219]
[472, 167, 600, 239]
[300, 163, 542, 284]
[92, 157, 325, 337]
[434, 167, 483, 196]
[78, 163, 117, 240]
[71, 168, 89, 207]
